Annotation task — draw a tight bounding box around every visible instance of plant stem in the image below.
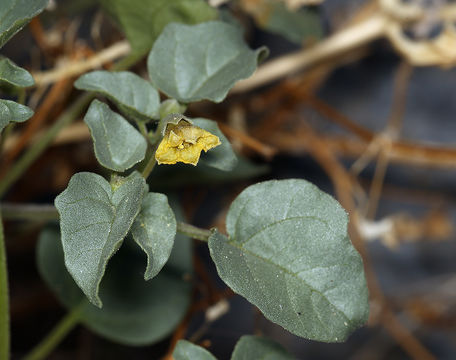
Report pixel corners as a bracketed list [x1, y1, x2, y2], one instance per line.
[141, 114, 169, 179]
[0, 203, 214, 242]
[0, 93, 93, 198]
[17, 88, 26, 105]
[136, 120, 148, 139]
[140, 153, 157, 179]
[23, 303, 84, 360]
[0, 210, 10, 360]
[0, 122, 15, 150]
[1, 203, 58, 221]
[177, 221, 212, 242]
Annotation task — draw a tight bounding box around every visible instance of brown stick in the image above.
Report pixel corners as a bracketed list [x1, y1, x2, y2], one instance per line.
[365, 62, 413, 218]
[218, 122, 277, 159]
[1, 78, 72, 172]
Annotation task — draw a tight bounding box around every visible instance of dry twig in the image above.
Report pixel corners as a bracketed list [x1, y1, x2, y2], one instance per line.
[31, 40, 130, 86]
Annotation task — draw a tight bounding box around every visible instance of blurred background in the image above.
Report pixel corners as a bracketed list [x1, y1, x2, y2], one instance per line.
[2, 0, 456, 359]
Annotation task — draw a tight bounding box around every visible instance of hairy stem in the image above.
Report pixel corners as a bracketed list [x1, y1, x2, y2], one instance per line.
[140, 153, 157, 179]
[23, 303, 84, 360]
[1, 203, 59, 221]
[176, 221, 212, 242]
[141, 115, 168, 179]
[0, 210, 10, 360]
[136, 121, 149, 139]
[0, 203, 214, 242]
[17, 88, 26, 105]
[0, 93, 93, 198]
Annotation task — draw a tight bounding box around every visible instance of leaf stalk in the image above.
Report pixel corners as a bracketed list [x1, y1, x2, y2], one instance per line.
[23, 303, 84, 360]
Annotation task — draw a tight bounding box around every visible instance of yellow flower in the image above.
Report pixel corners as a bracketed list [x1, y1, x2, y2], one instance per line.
[155, 120, 221, 166]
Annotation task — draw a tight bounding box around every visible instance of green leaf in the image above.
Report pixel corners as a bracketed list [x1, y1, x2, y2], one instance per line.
[74, 71, 160, 121]
[84, 100, 147, 172]
[54, 171, 146, 307]
[192, 118, 237, 171]
[209, 179, 369, 342]
[231, 335, 295, 360]
[37, 224, 192, 345]
[147, 21, 267, 103]
[0, 57, 34, 88]
[131, 192, 176, 280]
[250, 1, 323, 44]
[100, 0, 217, 55]
[0, 99, 33, 132]
[173, 340, 217, 360]
[0, 0, 48, 49]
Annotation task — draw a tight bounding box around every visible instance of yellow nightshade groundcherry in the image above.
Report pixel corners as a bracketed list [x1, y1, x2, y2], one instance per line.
[155, 120, 221, 166]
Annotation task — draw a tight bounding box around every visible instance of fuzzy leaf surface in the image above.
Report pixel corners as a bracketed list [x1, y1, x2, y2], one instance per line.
[173, 340, 217, 360]
[100, 0, 216, 55]
[54, 171, 145, 307]
[37, 225, 192, 345]
[84, 100, 147, 172]
[0, 99, 33, 132]
[131, 192, 176, 280]
[209, 179, 369, 342]
[0, 57, 34, 88]
[147, 21, 267, 103]
[75, 71, 160, 121]
[231, 335, 295, 360]
[0, 0, 48, 49]
[192, 117, 237, 171]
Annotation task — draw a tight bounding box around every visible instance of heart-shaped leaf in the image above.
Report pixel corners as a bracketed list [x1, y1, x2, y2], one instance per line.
[192, 118, 237, 171]
[0, 0, 48, 49]
[0, 99, 33, 132]
[84, 100, 147, 172]
[209, 179, 369, 342]
[55, 171, 146, 307]
[231, 335, 295, 360]
[37, 225, 192, 345]
[75, 71, 160, 121]
[147, 21, 267, 103]
[131, 192, 176, 280]
[100, 0, 217, 55]
[173, 340, 217, 360]
[0, 57, 34, 88]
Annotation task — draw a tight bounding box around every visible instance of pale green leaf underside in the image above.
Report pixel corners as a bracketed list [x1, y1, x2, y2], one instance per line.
[192, 117, 237, 171]
[55, 171, 146, 307]
[173, 340, 217, 360]
[0, 99, 33, 132]
[37, 225, 192, 345]
[147, 21, 266, 103]
[75, 71, 160, 121]
[0, 0, 48, 49]
[84, 100, 147, 172]
[231, 335, 295, 360]
[0, 57, 34, 87]
[100, 0, 216, 55]
[209, 179, 369, 342]
[131, 192, 176, 280]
